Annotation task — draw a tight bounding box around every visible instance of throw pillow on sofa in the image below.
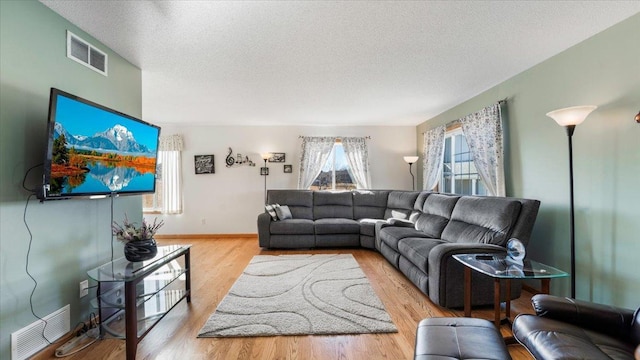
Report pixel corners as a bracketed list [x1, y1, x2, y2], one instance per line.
[265, 204, 279, 221]
[275, 205, 293, 220]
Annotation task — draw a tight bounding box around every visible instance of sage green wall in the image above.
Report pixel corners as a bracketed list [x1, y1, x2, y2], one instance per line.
[417, 14, 640, 308]
[0, 1, 143, 358]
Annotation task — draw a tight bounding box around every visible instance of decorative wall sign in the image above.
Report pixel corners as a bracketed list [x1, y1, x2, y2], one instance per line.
[225, 147, 255, 167]
[284, 164, 292, 173]
[268, 153, 285, 163]
[260, 167, 269, 176]
[194, 155, 215, 174]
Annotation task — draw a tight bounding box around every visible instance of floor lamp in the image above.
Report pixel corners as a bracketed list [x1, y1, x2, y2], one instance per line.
[546, 105, 597, 299]
[260, 153, 271, 205]
[403, 156, 419, 191]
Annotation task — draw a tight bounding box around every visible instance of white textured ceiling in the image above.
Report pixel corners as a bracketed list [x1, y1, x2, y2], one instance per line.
[41, 1, 639, 126]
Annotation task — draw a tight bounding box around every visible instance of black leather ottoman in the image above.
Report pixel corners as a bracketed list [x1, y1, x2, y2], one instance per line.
[414, 317, 512, 360]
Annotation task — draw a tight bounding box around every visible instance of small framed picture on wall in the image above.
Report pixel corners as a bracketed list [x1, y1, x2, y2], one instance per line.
[194, 155, 215, 174]
[283, 164, 292, 173]
[260, 167, 269, 176]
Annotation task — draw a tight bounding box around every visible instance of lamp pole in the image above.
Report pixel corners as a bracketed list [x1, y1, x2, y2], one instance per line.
[547, 105, 596, 299]
[264, 158, 268, 204]
[261, 153, 270, 205]
[408, 162, 415, 191]
[403, 156, 419, 191]
[566, 124, 576, 299]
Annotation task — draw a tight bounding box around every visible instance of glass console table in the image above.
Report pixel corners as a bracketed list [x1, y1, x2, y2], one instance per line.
[87, 244, 191, 360]
[452, 253, 568, 329]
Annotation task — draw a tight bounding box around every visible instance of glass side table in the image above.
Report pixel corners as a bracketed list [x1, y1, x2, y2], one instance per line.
[452, 253, 568, 329]
[87, 244, 191, 360]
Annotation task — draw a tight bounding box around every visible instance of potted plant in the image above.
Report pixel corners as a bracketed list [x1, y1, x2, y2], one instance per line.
[112, 215, 164, 262]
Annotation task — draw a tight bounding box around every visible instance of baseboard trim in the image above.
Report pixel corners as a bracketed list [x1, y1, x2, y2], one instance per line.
[155, 233, 258, 240]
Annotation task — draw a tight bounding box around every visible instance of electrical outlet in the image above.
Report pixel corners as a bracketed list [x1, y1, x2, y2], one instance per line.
[79, 280, 89, 298]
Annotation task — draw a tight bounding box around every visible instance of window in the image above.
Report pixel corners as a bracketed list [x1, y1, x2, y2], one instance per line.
[143, 148, 183, 214]
[143, 153, 163, 213]
[310, 143, 356, 191]
[441, 128, 487, 196]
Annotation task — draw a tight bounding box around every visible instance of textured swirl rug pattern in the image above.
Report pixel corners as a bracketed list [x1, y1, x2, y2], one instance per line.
[198, 254, 397, 337]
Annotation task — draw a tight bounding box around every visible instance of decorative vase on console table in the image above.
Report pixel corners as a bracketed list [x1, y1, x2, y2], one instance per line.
[123, 238, 158, 262]
[112, 216, 164, 262]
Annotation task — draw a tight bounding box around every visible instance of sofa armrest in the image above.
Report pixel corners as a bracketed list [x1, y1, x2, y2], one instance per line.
[427, 243, 507, 307]
[374, 220, 392, 251]
[531, 294, 636, 341]
[387, 218, 414, 227]
[257, 212, 272, 248]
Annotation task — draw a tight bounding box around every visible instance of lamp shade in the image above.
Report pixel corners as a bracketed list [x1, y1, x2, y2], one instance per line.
[546, 105, 597, 126]
[261, 153, 271, 161]
[403, 156, 419, 164]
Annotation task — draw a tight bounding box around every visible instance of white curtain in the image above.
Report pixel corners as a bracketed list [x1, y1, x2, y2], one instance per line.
[459, 103, 505, 196]
[341, 137, 371, 189]
[159, 134, 183, 214]
[297, 136, 337, 189]
[422, 125, 446, 190]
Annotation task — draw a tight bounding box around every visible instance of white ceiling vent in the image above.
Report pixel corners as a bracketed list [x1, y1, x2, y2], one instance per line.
[66, 30, 108, 76]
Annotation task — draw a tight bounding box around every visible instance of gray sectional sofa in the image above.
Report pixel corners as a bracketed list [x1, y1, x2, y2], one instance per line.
[257, 189, 540, 308]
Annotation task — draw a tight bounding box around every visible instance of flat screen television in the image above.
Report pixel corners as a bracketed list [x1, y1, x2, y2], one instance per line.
[39, 88, 161, 200]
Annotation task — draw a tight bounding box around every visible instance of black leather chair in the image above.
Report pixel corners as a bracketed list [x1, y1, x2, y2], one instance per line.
[513, 294, 639, 359]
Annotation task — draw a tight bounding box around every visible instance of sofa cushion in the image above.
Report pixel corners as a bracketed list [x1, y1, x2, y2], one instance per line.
[316, 234, 360, 247]
[313, 191, 353, 219]
[398, 237, 446, 272]
[441, 197, 522, 245]
[413, 191, 433, 211]
[379, 227, 430, 251]
[353, 190, 389, 219]
[384, 191, 420, 220]
[415, 194, 460, 237]
[270, 219, 314, 235]
[314, 218, 360, 234]
[267, 190, 313, 220]
[270, 234, 315, 249]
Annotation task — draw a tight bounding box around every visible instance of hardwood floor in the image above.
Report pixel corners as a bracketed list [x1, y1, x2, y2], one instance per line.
[37, 237, 534, 359]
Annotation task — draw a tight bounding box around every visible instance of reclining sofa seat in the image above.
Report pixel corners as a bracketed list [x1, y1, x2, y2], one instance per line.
[258, 190, 315, 249]
[378, 193, 540, 308]
[257, 189, 540, 308]
[313, 191, 361, 247]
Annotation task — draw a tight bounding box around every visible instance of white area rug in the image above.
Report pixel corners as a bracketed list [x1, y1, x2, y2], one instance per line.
[198, 254, 397, 337]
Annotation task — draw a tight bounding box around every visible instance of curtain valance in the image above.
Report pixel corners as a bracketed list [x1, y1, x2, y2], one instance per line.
[159, 134, 184, 151]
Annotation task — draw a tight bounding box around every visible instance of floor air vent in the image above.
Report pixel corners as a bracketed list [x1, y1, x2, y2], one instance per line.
[66, 30, 108, 76]
[11, 304, 70, 360]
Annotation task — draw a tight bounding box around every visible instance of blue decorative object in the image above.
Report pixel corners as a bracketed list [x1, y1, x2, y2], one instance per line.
[507, 238, 525, 262]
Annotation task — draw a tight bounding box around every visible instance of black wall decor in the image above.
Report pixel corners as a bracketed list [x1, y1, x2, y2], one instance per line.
[194, 155, 215, 174]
